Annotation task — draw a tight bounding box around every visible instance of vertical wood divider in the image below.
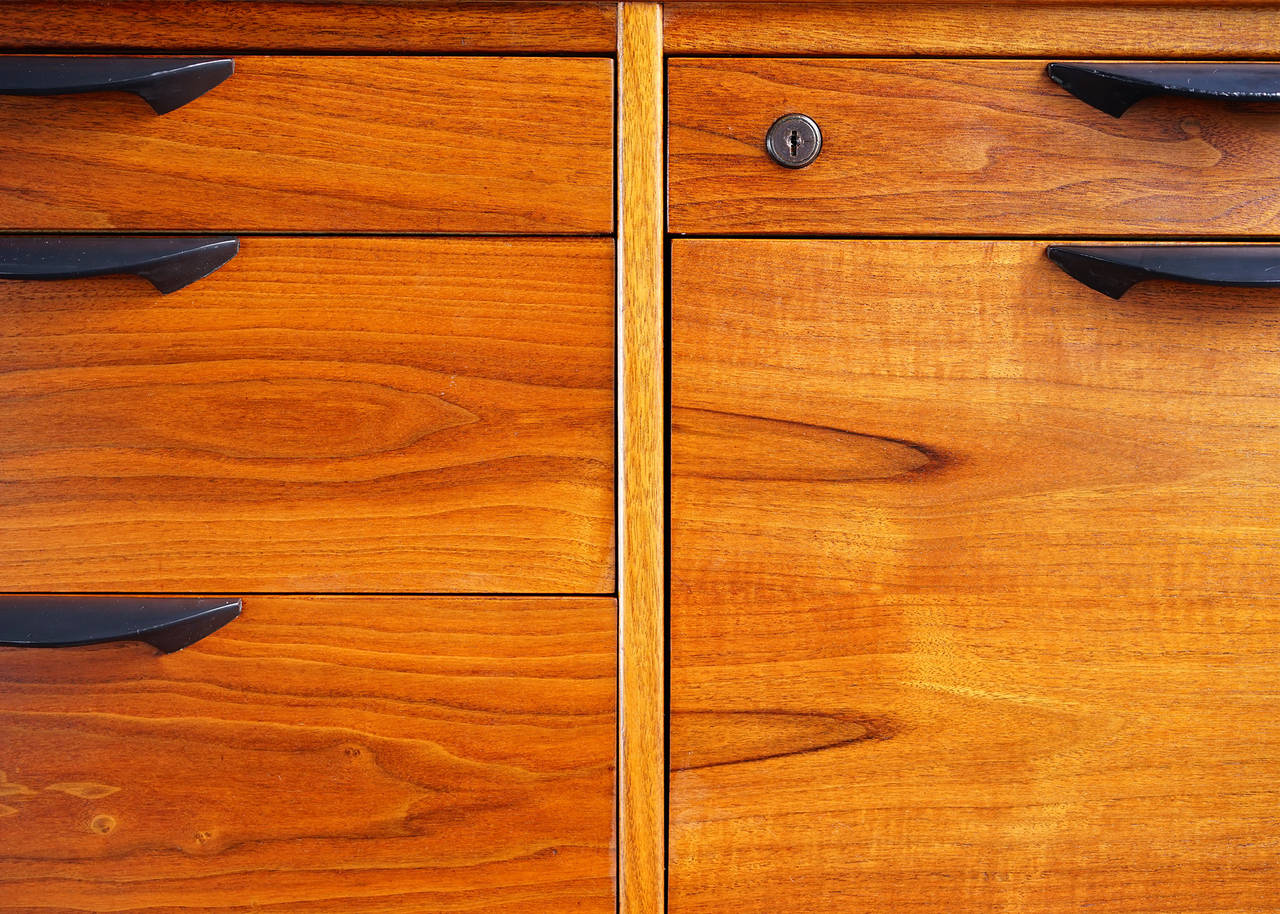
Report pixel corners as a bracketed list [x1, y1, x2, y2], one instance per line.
[617, 3, 666, 914]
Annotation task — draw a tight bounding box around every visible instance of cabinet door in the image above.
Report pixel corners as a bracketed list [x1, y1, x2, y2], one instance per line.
[671, 239, 1280, 913]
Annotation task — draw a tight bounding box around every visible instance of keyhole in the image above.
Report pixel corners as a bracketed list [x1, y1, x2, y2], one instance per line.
[766, 114, 821, 168]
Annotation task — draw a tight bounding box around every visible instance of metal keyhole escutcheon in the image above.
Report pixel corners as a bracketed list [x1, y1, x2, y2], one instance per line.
[766, 113, 822, 168]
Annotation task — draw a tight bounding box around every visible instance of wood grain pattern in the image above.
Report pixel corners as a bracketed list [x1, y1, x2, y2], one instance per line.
[670, 239, 1280, 913]
[0, 2, 617, 53]
[0, 595, 615, 913]
[1, 56, 613, 233]
[664, 2, 1280, 56]
[616, 6, 665, 914]
[669, 58, 1280, 236]
[0, 237, 613, 593]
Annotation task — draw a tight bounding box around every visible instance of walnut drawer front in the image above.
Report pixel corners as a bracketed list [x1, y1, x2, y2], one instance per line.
[0, 236, 613, 593]
[0, 56, 613, 234]
[669, 58, 1280, 236]
[670, 239, 1280, 913]
[0, 595, 616, 913]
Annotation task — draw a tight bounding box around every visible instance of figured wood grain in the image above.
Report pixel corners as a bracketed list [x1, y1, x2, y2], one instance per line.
[670, 239, 1280, 913]
[0, 595, 615, 913]
[0, 2, 617, 52]
[669, 58, 1280, 236]
[0, 237, 614, 593]
[0, 56, 613, 233]
[664, 3, 1280, 56]
[616, 6, 665, 914]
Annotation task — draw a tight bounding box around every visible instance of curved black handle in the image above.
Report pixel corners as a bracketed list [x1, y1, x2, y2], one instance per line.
[0, 236, 239, 294]
[1048, 62, 1280, 118]
[0, 57, 233, 115]
[1049, 245, 1280, 299]
[0, 597, 241, 653]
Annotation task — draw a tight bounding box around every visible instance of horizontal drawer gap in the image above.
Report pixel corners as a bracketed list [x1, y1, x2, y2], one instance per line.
[0, 592, 619, 599]
[668, 233, 1280, 243]
[0, 231, 616, 241]
[666, 53, 1280, 61]
[0, 50, 617, 59]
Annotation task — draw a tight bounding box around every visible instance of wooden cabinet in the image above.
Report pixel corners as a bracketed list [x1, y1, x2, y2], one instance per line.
[670, 238, 1280, 913]
[0, 6, 622, 912]
[0, 595, 616, 913]
[667, 9, 1280, 909]
[10, 2, 1280, 913]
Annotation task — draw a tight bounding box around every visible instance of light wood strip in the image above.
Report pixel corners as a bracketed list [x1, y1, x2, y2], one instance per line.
[0, 2, 618, 53]
[617, 4, 666, 914]
[665, 2, 1280, 57]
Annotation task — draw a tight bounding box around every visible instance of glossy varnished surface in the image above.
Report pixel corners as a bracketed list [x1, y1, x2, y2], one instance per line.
[0, 238, 614, 593]
[664, 2, 1280, 56]
[670, 239, 1280, 912]
[617, 6, 666, 914]
[1, 56, 613, 233]
[669, 58, 1280, 236]
[0, 2, 618, 52]
[0, 595, 615, 912]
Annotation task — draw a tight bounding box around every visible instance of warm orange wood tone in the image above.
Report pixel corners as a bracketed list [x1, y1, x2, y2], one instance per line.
[0, 2, 617, 53]
[1, 56, 613, 234]
[0, 237, 614, 593]
[664, 2, 1280, 56]
[0, 595, 615, 913]
[670, 58, 1280, 236]
[671, 239, 1280, 913]
[617, 5, 665, 914]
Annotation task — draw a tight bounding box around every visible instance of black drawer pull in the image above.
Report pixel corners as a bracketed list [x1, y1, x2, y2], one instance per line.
[0, 236, 239, 294]
[1049, 245, 1280, 299]
[1048, 62, 1280, 118]
[0, 56, 233, 115]
[0, 597, 241, 653]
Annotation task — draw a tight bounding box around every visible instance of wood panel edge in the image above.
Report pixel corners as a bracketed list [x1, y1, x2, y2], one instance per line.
[0, 1, 618, 53]
[664, 2, 1280, 57]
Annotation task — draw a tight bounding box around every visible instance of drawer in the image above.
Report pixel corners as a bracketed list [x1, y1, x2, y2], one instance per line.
[0, 595, 615, 913]
[1, 55, 613, 233]
[0, 236, 613, 593]
[669, 58, 1280, 236]
[671, 239, 1280, 912]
